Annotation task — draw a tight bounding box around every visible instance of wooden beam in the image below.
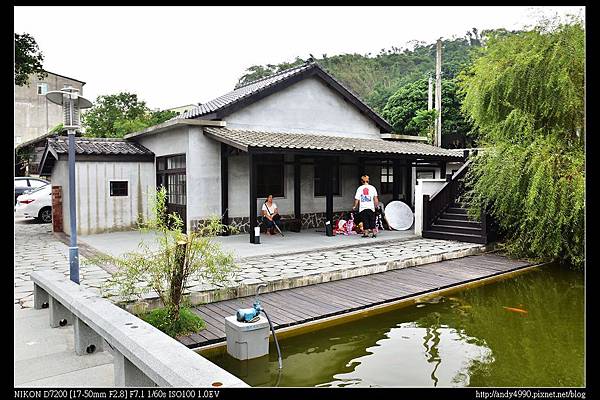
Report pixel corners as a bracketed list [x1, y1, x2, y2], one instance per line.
[248, 152, 257, 243]
[221, 143, 229, 227]
[294, 155, 301, 220]
[392, 159, 401, 201]
[325, 158, 333, 225]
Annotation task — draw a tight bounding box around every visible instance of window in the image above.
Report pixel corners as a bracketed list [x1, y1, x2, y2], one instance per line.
[257, 155, 284, 198]
[416, 170, 436, 179]
[110, 181, 128, 196]
[381, 161, 394, 194]
[14, 179, 29, 189]
[28, 179, 47, 188]
[167, 174, 186, 205]
[314, 160, 341, 196]
[37, 83, 48, 95]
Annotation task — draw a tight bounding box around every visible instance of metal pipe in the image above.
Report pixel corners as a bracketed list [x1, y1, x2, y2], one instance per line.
[67, 125, 79, 284]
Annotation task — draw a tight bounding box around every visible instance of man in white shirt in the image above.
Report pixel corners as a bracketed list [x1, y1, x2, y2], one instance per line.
[352, 175, 379, 238]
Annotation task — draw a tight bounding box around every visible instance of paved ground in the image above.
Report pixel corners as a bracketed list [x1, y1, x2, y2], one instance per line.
[80, 227, 418, 260]
[14, 216, 111, 309]
[14, 306, 114, 387]
[15, 215, 483, 307]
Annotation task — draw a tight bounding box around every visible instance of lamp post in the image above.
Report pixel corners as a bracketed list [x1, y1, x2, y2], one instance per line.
[46, 86, 92, 284]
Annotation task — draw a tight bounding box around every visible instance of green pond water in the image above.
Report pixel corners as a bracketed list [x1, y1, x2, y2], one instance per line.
[206, 263, 584, 387]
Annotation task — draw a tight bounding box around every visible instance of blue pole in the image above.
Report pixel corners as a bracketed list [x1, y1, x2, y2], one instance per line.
[67, 129, 79, 284]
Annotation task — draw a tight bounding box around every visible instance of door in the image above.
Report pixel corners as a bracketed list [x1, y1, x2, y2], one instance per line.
[156, 154, 187, 230]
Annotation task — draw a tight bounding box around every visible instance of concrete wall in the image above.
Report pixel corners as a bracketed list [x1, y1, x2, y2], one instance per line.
[414, 179, 447, 236]
[14, 73, 85, 146]
[51, 159, 155, 235]
[224, 77, 382, 139]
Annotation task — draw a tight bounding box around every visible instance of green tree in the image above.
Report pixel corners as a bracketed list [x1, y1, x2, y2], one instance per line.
[459, 17, 584, 268]
[94, 187, 238, 336]
[14, 33, 47, 86]
[381, 77, 474, 137]
[82, 92, 177, 138]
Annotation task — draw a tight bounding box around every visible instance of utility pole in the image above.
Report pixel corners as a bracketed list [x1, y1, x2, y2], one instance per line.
[434, 38, 442, 147]
[427, 73, 433, 111]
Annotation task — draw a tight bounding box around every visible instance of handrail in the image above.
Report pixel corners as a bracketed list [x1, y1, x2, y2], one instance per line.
[424, 159, 472, 230]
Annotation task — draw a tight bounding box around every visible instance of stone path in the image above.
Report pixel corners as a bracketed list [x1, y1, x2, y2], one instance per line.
[14, 216, 484, 308]
[14, 217, 112, 309]
[181, 238, 484, 299]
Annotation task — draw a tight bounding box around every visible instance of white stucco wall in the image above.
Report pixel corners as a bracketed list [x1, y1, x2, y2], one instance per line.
[414, 179, 447, 236]
[51, 159, 155, 235]
[224, 77, 382, 139]
[186, 127, 222, 223]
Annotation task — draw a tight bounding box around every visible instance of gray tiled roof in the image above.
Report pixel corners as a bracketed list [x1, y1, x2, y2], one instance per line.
[177, 63, 314, 120]
[173, 62, 393, 132]
[47, 137, 154, 156]
[204, 127, 462, 159]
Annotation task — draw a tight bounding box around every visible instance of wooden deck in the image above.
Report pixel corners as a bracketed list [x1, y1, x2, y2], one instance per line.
[178, 253, 533, 348]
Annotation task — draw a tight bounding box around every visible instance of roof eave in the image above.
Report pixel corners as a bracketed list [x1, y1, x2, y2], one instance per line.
[124, 119, 226, 140]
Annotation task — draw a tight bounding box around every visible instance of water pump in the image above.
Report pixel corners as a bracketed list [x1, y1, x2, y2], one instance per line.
[235, 284, 283, 369]
[236, 285, 265, 322]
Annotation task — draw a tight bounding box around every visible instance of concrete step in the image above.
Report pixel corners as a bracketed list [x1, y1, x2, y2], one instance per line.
[422, 230, 487, 244]
[440, 212, 470, 221]
[446, 207, 467, 214]
[430, 223, 483, 235]
[436, 218, 482, 228]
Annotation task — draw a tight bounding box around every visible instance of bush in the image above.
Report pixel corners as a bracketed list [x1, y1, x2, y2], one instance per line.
[141, 306, 205, 337]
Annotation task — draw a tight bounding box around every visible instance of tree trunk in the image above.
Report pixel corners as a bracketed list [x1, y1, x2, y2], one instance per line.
[168, 240, 187, 323]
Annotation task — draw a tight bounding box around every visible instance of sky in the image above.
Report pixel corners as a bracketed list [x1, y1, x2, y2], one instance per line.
[14, 6, 584, 110]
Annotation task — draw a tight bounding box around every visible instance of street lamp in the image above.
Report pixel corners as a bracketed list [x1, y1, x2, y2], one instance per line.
[46, 86, 93, 284]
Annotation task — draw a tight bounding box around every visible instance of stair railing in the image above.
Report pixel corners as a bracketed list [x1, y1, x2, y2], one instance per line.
[423, 158, 472, 231]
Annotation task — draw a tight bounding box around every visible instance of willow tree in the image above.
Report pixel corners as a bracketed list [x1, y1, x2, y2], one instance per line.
[459, 17, 584, 268]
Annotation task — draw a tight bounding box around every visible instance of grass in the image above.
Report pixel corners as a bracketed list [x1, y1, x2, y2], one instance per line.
[140, 306, 205, 337]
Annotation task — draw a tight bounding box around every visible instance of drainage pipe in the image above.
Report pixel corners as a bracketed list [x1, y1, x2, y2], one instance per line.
[262, 309, 282, 370]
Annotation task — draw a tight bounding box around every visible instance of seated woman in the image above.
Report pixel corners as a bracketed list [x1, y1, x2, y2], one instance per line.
[261, 194, 282, 235]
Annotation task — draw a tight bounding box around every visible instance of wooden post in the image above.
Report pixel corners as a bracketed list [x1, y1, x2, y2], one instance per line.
[423, 194, 430, 231]
[406, 162, 413, 207]
[392, 159, 401, 201]
[439, 161, 446, 178]
[220, 143, 229, 229]
[325, 158, 333, 225]
[294, 155, 301, 220]
[248, 152, 257, 243]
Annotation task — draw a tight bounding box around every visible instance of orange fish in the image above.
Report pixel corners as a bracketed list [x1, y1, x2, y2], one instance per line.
[503, 306, 528, 315]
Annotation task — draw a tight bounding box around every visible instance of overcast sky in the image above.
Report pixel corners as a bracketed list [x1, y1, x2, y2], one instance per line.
[14, 6, 584, 110]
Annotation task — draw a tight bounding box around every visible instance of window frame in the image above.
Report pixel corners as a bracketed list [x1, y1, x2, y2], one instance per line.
[37, 83, 48, 95]
[256, 154, 285, 199]
[109, 180, 129, 197]
[380, 160, 395, 195]
[416, 169, 436, 180]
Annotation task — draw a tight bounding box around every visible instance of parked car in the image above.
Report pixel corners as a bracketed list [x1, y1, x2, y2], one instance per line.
[14, 177, 49, 205]
[15, 184, 52, 223]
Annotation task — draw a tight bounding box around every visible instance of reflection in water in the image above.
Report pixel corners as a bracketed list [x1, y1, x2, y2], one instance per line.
[206, 263, 583, 387]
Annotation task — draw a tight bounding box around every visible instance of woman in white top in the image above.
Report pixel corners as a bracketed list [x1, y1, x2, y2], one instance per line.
[261, 194, 282, 235]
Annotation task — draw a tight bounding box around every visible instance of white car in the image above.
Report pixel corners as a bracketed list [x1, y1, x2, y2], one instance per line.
[15, 184, 52, 223]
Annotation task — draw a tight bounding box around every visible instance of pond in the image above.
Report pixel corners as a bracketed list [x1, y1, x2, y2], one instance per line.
[205, 263, 584, 387]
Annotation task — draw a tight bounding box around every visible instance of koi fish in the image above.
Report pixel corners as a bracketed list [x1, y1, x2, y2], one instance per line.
[503, 306, 528, 314]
